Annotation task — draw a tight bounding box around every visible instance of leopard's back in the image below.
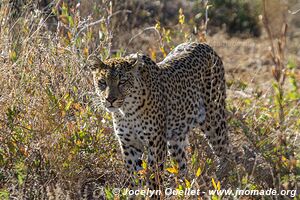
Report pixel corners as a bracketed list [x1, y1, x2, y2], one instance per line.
[156, 43, 226, 135]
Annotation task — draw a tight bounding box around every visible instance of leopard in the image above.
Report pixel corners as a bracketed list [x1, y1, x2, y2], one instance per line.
[89, 42, 231, 189]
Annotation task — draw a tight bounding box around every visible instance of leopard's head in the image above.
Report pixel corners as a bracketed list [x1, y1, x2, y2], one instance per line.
[89, 54, 142, 113]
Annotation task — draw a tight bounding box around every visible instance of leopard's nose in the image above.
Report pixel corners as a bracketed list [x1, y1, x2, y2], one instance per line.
[106, 96, 117, 104]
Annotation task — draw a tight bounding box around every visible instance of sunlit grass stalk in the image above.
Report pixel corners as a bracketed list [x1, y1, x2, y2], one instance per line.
[262, 0, 288, 126]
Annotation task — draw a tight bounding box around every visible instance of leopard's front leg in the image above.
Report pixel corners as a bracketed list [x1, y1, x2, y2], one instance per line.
[116, 132, 144, 189]
[147, 133, 167, 191]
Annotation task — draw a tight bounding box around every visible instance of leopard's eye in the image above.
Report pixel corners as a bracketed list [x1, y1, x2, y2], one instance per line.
[119, 79, 127, 85]
[98, 79, 106, 89]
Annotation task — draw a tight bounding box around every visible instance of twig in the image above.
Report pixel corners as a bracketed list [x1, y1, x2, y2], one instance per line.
[288, 8, 300, 15]
[124, 26, 162, 54]
[204, 1, 211, 37]
[198, 0, 211, 42]
[75, 10, 132, 40]
[262, 0, 288, 126]
[262, 0, 276, 61]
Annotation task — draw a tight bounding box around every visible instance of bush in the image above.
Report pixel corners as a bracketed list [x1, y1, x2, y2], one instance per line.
[207, 0, 262, 37]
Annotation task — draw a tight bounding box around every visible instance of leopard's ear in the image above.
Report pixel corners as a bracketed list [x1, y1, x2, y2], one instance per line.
[126, 53, 151, 80]
[87, 56, 107, 72]
[128, 54, 139, 66]
[126, 53, 142, 72]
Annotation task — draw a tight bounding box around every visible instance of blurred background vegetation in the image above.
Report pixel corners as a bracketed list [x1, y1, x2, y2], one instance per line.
[0, 0, 300, 199]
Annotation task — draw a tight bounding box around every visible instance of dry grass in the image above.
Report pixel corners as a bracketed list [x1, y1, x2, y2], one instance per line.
[0, 0, 299, 199]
